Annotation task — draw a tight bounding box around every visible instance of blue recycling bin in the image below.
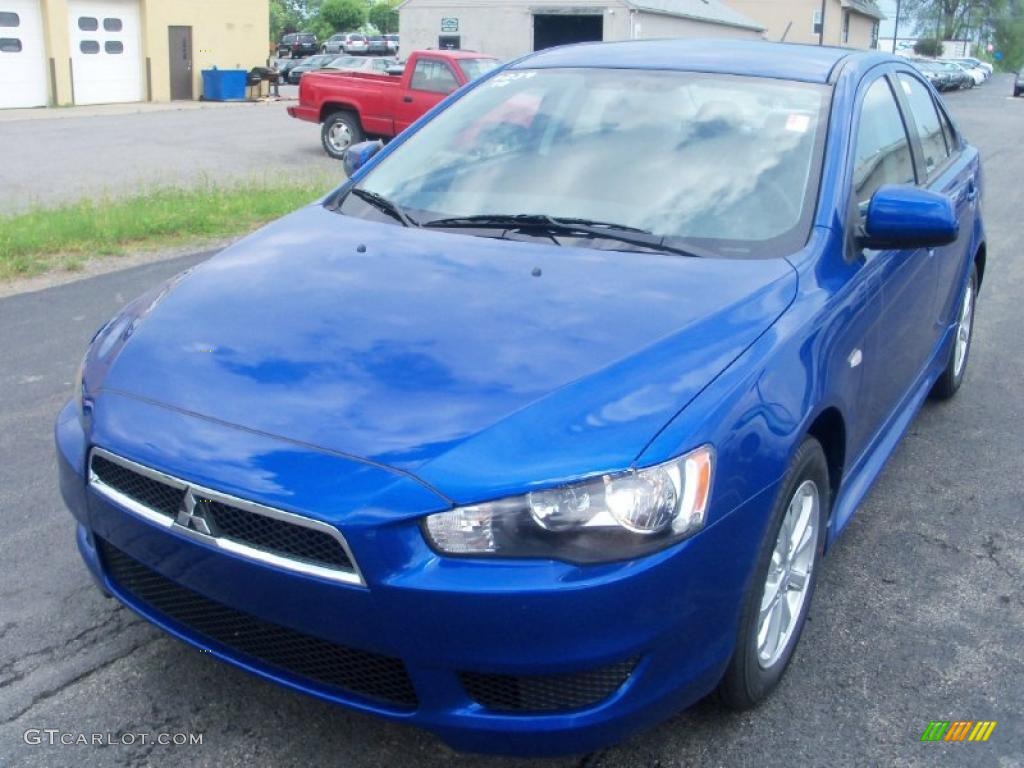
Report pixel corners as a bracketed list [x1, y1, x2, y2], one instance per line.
[201, 68, 247, 101]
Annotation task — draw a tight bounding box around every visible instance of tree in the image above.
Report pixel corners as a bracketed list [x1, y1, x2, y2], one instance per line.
[913, 37, 944, 55]
[369, 1, 399, 34]
[270, 0, 303, 41]
[992, 1, 1024, 69]
[317, 0, 367, 35]
[901, 0, 1006, 40]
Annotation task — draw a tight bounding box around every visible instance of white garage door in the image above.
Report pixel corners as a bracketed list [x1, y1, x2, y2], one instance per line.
[68, 0, 141, 105]
[0, 0, 47, 109]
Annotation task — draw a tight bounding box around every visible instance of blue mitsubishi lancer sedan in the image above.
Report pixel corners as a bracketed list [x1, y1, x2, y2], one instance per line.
[56, 40, 984, 756]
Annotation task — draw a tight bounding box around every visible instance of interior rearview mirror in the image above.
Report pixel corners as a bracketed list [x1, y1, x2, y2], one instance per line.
[859, 184, 958, 250]
[342, 140, 384, 177]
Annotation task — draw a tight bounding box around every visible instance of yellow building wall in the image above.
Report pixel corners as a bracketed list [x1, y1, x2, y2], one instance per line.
[143, 0, 268, 102]
[37, 0, 268, 105]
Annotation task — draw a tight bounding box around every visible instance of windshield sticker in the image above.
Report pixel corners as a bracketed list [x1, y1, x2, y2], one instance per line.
[487, 71, 537, 88]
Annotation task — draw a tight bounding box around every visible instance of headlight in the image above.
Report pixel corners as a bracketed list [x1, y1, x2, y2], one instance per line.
[423, 445, 713, 564]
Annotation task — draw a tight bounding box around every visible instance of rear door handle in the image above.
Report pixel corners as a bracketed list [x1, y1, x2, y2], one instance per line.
[966, 179, 978, 202]
[402, 96, 413, 103]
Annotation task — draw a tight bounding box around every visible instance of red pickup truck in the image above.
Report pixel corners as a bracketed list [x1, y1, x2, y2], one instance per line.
[287, 50, 500, 159]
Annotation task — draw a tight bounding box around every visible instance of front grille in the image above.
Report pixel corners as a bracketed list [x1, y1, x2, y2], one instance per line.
[91, 454, 181, 518]
[460, 660, 637, 713]
[201, 498, 352, 569]
[88, 449, 358, 581]
[99, 539, 417, 709]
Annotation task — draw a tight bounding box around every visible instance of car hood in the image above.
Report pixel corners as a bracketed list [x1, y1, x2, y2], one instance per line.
[96, 205, 796, 503]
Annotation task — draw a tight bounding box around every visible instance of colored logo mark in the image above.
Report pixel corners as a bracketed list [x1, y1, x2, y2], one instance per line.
[921, 721, 997, 742]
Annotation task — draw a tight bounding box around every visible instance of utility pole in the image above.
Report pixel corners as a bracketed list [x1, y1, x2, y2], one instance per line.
[892, 0, 901, 53]
[818, 0, 827, 45]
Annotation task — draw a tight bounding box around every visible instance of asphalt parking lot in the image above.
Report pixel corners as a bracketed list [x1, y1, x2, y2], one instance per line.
[1, 77, 1022, 767]
[0, 86, 335, 214]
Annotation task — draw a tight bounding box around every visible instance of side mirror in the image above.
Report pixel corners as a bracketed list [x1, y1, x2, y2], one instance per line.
[342, 139, 384, 177]
[859, 184, 958, 250]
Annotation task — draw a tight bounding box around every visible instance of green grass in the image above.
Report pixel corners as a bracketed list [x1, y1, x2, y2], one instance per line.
[0, 174, 339, 281]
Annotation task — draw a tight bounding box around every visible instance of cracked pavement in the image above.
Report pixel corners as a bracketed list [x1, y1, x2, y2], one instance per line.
[1, 78, 1022, 767]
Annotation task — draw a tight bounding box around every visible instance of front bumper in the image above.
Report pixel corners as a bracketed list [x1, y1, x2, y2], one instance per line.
[56, 396, 772, 756]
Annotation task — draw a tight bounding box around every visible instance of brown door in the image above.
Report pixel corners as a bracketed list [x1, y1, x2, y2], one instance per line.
[168, 26, 192, 100]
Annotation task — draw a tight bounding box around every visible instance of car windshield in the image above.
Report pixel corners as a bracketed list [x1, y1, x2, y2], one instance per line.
[458, 58, 501, 81]
[327, 56, 362, 68]
[340, 68, 828, 258]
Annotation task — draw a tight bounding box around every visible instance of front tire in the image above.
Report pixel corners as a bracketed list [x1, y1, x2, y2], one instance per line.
[931, 264, 977, 400]
[717, 437, 829, 709]
[321, 111, 364, 160]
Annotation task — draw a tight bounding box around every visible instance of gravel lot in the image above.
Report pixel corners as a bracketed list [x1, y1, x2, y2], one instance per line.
[0, 77, 1021, 767]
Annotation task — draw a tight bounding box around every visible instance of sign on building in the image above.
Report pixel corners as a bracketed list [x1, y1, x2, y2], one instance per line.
[441, 17, 459, 33]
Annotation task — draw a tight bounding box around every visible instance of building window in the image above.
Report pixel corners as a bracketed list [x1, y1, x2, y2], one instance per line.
[80, 40, 100, 54]
[0, 11, 19, 27]
[103, 17, 122, 31]
[78, 17, 98, 31]
[105, 40, 123, 54]
[812, 9, 822, 35]
[842, 11, 850, 43]
[871, 21, 879, 49]
[0, 37, 22, 52]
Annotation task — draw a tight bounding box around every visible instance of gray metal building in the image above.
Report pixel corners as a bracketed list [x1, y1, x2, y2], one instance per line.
[396, 0, 765, 62]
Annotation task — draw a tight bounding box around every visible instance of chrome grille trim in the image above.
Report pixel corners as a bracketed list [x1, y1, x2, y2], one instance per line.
[87, 447, 365, 587]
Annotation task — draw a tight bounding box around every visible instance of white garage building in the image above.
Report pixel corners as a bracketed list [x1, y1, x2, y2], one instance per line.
[397, 0, 765, 62]
[0, 0, 267, 110]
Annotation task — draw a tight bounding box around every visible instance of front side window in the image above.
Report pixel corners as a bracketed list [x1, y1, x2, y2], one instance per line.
[852, 77, 915, 207]
[341, 68, 829, 258]
[897, 73, 949, 176]
[410, 58, 458, 93]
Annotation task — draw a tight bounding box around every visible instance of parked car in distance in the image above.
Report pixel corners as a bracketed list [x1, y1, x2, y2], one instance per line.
[287, 49, 500, 158]
[342, 32, 369, 54]
[321, 33, 348, 55]
[946, 58, 989, 82]
[277, 32, 318, 58]
[286, 53, 337, 84]
[367, 35, 388, 55]
[937, 60, 974, 89]
[1015, 68, 1024, 96]
[60, 39, 985, 758]
[384, 34, 400, 54]
[954, 56, 993, 76]
[946, 61, 982, 86]
[274, 56, 306, 83]
[910, 59, 953, 91]
[326, 55, 398, 75]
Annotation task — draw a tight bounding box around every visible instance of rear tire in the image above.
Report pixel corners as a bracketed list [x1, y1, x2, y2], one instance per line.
[931, 264, 977, 400]
[321, 111, 364, 160]
[717, 437, 829, 709]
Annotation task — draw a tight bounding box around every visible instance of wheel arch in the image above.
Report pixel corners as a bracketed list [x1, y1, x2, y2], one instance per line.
[973, 241, 986, 291]
[803, 405, 847, 522]
[320, 102, 363, 126]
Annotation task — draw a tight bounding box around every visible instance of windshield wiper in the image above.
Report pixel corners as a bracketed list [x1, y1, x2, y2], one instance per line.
[423, 214, 703, 258]
[348, 188, 418, 228]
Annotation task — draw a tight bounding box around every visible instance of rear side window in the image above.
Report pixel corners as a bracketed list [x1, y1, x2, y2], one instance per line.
[411, 58, 458, 93]
[897, 74, 949, 176]
[852, 78, 915, 207]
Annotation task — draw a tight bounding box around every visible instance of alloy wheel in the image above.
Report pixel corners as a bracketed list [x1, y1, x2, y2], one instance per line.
[757, 479, 819, 668]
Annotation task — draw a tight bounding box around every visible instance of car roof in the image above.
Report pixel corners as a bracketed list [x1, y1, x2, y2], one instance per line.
[515, 39, 899, 84]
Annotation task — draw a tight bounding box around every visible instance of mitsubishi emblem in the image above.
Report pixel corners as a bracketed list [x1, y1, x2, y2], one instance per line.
[177, 487, 213, 535]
